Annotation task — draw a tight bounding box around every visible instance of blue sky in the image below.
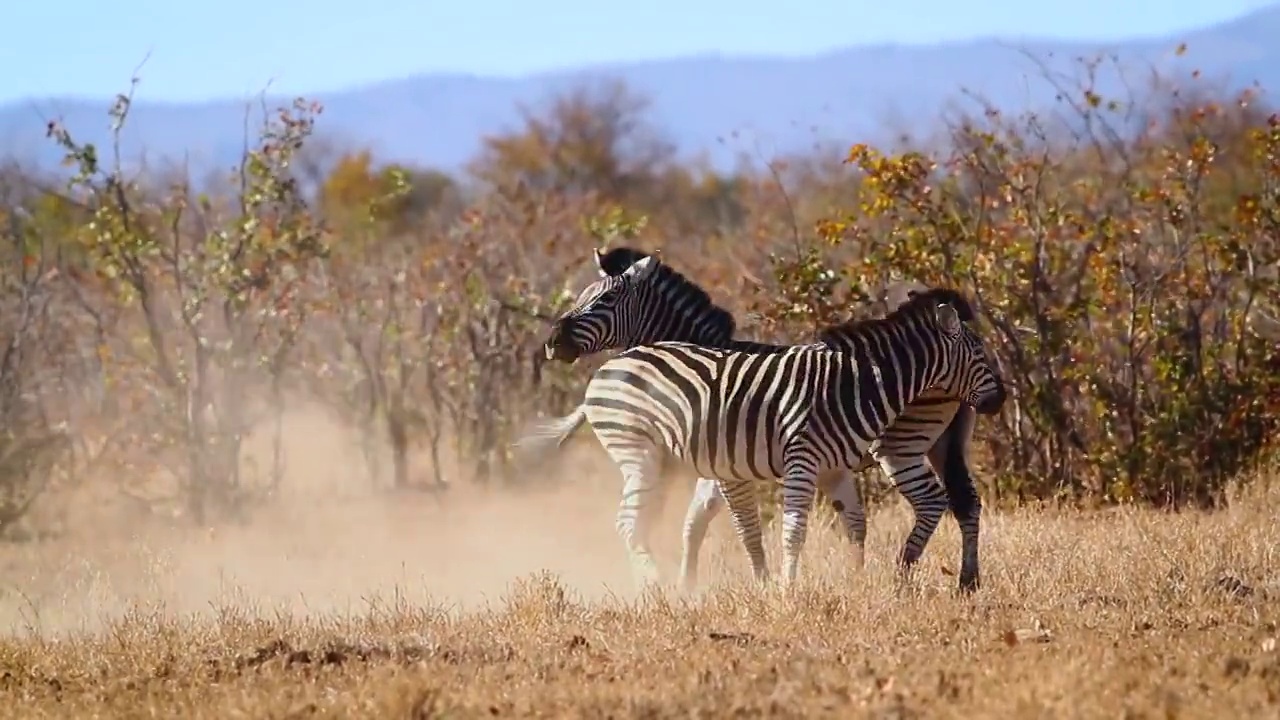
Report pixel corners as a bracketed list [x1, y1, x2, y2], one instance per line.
[2, 0, 1273, 103]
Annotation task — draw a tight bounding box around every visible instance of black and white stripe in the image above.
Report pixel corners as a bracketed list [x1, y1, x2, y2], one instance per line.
[542, 248, 991, 592]
[526, 282, 1006, 589]
[544, 250, 865, 590]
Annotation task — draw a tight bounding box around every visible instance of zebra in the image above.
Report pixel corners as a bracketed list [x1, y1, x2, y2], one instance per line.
[540, 247, 991, 593]
[523, 282, 1006, 590]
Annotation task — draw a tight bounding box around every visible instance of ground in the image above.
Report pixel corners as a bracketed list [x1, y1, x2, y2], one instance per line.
[0, 409, 1276, 718]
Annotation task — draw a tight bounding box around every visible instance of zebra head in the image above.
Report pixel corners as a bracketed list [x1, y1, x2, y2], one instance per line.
[544, 247, 737, 363]
[543, 252, 663, 363]
[923, 293, 1007, 416]
[592, 245, 652, 278]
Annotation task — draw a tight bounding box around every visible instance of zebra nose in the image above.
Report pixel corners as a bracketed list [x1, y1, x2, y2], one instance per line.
[545, 342, 580, 363]
[544, 320, 580, 363]
[545, 318, 566, 346]
[973, 383, 1007, 415]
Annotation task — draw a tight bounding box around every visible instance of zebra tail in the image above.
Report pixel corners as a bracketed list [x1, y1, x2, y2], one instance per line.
[511, 405, 589, 465]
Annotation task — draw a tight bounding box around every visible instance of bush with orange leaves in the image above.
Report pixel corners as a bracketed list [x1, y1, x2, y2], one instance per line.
[1, 52, 1276, 537]
[779, 63, 1280, 509]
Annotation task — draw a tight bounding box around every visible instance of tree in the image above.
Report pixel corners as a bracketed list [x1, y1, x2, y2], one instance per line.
[46, 82, 329, 524]
[321, 149, 463, 235]
[0, 194, 74, 537]
[790, 53, 1280, 508]
[469, 79, 676, 206]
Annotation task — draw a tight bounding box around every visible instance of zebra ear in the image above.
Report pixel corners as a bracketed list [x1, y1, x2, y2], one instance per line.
[623, 254, 659, 282]
[593, 248, 609, 277]
[935, 303, 962, 336]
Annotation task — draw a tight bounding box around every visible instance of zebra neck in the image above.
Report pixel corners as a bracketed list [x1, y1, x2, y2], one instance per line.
[636, 295, 734, 347]
[881, 339, 949, 410]
[633, 316, 727, 347]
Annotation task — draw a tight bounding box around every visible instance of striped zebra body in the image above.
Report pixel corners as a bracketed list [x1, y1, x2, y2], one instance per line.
[592, 344, 866, 480]
[543, 247, 986, 593]
[526, 285, 1006, 588]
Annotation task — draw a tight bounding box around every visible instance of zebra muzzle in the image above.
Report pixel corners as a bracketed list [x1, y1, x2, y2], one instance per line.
[544, 342, 579, 363]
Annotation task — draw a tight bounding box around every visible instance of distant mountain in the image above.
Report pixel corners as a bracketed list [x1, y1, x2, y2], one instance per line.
[3, 6, 1278, 176]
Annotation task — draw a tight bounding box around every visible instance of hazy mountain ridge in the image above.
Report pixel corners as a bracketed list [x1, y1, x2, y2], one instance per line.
[2, 6, 1277, 175]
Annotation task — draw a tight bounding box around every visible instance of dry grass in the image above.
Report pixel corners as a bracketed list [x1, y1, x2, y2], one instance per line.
[1, 407, 1278, 718]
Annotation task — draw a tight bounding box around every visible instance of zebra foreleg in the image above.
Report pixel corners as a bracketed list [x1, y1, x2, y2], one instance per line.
[679, 476, 725, 594]
[878, 453, 948, 585]
[717, 478, 769, 585]
[815, 469, 867, 570]
[612, 448, 666, 591]
[682, 473, 861, 593]
[779, 460, 820, 589]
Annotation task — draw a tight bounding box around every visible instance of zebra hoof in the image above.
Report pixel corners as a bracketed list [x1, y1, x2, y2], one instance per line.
[678, 576, 700, 597]
[957, 574, 981, 595]
[779, 571, 800, 594]
[630, 568, 665, 595]
[893, 567, 920, 597]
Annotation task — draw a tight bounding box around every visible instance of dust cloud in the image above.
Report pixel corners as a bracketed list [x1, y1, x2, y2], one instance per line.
[0, 402, 720, 637]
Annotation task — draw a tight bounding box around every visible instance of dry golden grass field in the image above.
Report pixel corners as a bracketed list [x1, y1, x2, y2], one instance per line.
[1, 407, 1278, 719]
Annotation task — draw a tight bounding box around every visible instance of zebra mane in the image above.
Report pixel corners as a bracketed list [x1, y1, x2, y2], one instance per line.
[596, 246, 737, 338]
[816, 287, 976, 346]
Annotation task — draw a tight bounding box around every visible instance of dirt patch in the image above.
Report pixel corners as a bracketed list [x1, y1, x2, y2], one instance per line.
[1, 405, 1278, 717]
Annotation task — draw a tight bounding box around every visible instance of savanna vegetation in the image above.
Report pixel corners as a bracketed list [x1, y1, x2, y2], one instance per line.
[0, 47, 1276, 718]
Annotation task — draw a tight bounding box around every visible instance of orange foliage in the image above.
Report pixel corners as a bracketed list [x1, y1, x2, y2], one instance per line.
[3, 53, 1278, 533]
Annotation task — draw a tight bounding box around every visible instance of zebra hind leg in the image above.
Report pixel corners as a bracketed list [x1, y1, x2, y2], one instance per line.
[950, 484, 982, 594]
[815, 469, 867, 570]
[716, 478, 769, 585]
[878, 453, 948, 589]
[929, 407, 982, 594]
[679, 476, 725, 595]
[611, 447, 666, 592]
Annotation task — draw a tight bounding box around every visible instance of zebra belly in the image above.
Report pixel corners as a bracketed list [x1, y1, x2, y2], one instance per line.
[585, 401, 787, 482]
[678, 415, 786, 482]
